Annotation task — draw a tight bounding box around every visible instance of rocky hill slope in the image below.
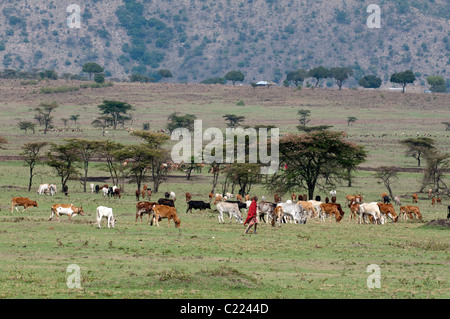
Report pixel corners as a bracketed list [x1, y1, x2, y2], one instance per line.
[0, 0, 448, 86]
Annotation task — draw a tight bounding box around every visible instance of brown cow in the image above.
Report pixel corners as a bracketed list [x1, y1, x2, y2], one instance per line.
[291, 193, 297, 201]
[135, 190, 140, 201]
[136, 201, 157, 222]
[10, 197, 38, 214]
[186, 192, 192, 202]
[236, 194, 243, 202]
[377, 203, 398, 222]
[320, 203, 343, 222]
[412, 193, 418, 203]
[297, 201, 317, 218]
[208, 192, 214, 202]
[274, 194, 281, 203]
[431, 197, 436, 207]
[152, 205, 181, 228]
[49, 204, 84, 222]
[348, 201, 360, 222]
[213, 195, 222, 205]
[400, 205, 422, 220]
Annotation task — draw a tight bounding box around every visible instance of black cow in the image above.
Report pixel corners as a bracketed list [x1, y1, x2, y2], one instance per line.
[226, 200, 247, 211]
[63, 185, 69, 196]
[158, 198, 175, 207]
[447, 205, 450, 219]
[95, 185, 100, 194]
[186, 200, 211, 213]
[383, 195, 391, 204]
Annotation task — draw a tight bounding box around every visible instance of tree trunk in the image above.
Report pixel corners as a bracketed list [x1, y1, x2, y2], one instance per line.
[28, 166, 34, 192]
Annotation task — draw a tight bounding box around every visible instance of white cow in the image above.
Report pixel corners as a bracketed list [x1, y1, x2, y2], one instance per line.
[358, 202, 382, 224]
[216, 202, 243, 224]
[257, 202, 276, 224]
[96, 206, 116, 228]
[49, 184, 57, 196]
[102, 187, 109, 197]
[308, 200, 324, 219]
[170, 191, 176, 201]
[90, 183, 95, 193]
[276, 202, 306, 225]
[37, 183, 57, 196]
[49, 204, 84, 222]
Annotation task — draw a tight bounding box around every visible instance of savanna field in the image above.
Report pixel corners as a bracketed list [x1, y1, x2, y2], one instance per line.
[0, 79, 449, 299]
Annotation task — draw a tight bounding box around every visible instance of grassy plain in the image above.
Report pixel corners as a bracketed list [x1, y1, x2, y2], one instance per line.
[0, 80, 448, 299]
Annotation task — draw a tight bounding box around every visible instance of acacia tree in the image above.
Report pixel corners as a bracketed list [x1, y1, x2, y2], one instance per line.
[97, 100, 134, 129]
[270, 131, 366, 200]
[225, 70, 245, 85]
[347, 116, 357, 126]
[92, 115, 113, 136]
[399, 137, 435, 167]
[20, 142, 48, 191]
[98, 140, 124, 186]
[223, 114, 245, 128]
[223, 163, 261, 196]
[390, 70, 416, 93]
[82, 62, 104, 80]
[167, 112, 196, 131]
[420, 151, 449, 193]
[330, 67, 354, 90]
[129, 131, 170, 192]
[286, 69, 308, 86]
[34, 102, 58, 134]
[374, 166, 399, 200]
[65, 139, 102, 192]
[18, 121, 36, 134]
[308, 66, 331, 87]
[46, 143, 80, 191]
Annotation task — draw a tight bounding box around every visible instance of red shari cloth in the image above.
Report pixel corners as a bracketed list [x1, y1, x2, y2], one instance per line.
[244, 200, 258, 225]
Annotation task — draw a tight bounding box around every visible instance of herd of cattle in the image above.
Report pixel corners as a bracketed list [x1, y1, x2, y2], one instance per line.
[8, 183, 450, 230]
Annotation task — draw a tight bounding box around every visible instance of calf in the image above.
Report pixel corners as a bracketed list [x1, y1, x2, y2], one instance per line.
[152, 205, 181, 228]
[158, 198, 175, 207]
[49, 204, 84, 222]
[186, 200, 211, 213]
[319, 203, 342, 222]
[377, 203, 398, 223]
[400, 205, 422, 220]
[96, 206, 116, 228]
[136, 201, 157, 222]
[10, 197, 38, 214]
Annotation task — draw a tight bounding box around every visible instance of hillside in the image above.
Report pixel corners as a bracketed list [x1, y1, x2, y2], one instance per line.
[0, 0, 449, 86]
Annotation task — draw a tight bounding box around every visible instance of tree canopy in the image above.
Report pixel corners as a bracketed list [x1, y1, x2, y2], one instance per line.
[359, 75, 382, 88]
[308, 66, 331, 87]
[330, 67, 354, 90]
[390, 70, 416, 93]
[269, 130, 367, 199]
[399, 137, 436, 167]
[224, 70, 245, 85]
[97, 100, 134, 129]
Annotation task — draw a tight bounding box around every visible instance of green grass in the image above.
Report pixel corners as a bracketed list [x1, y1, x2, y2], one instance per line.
[0, 81, 449, 299]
